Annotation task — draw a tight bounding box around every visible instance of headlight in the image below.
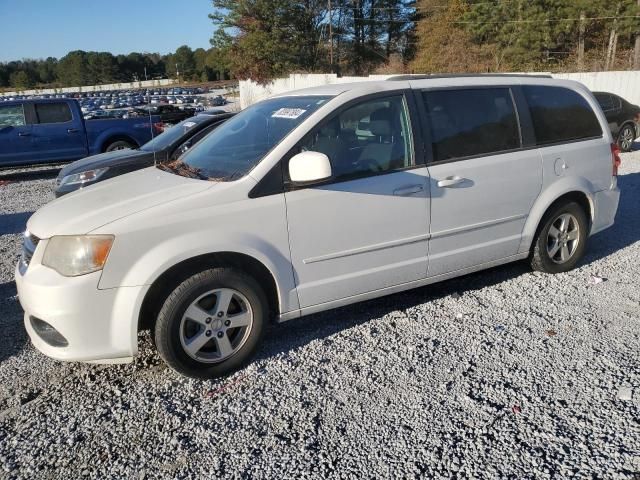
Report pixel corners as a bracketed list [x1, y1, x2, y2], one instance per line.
[58, 167, 109, 188]
[42, 235, 114, 277]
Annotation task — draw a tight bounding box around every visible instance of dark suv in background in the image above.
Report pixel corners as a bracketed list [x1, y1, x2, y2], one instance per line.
[593, 91, 639, 152]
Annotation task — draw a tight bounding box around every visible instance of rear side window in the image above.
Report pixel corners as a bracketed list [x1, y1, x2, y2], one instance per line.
[422, 88, 520, 162]
[523, 86, 602, 145]
[35, 103, 72, 124]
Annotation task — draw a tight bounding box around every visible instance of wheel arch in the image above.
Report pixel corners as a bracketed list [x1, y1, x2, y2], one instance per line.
[519, 184, 594, 254]
[138, 252, 280, 332]
[101, 134, 139, 152]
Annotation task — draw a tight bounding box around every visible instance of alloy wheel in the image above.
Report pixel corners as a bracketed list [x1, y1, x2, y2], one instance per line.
[179, 288, 253, 363]
[546, 213, 580, 264]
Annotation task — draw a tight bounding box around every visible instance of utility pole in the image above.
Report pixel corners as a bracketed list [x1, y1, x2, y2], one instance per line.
[328, 0, 333, 71]
[578, 11, 585, 71]
[176, 63, 180, 83]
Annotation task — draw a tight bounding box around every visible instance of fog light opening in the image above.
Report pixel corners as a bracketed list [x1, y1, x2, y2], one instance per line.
[30, 317, 69, 348]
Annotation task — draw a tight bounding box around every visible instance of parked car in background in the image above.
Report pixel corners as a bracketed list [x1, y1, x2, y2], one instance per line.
[16, 76, 620, 378]
[209, 95, 227, 106]
[55, 112, 235, 196]
[132, 104, 195, 124]
[593, 91, 640, 152]
[0, 99, 162, 167]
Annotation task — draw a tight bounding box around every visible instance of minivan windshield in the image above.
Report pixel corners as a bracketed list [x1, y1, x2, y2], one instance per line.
[158, 95, 331, 181]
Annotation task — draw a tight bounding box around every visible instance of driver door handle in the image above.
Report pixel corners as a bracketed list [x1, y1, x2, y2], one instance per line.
[67, 128, 79, 133]
[18, 132, 31, 137]
[437, 176, 466, 188]
[393, 184, 424, 196]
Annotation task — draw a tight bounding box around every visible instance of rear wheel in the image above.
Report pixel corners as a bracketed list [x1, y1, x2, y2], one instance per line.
[617, 124, 636, 152]
[154, 268, 267, 378]
[530, 202, 588, 274]
[104, 140, 133, 152]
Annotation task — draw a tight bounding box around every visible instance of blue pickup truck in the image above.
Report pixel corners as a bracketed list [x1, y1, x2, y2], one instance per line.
[0, 98, 162, 167]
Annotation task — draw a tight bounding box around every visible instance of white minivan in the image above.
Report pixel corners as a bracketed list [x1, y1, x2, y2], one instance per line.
[16, 75, 621, 378]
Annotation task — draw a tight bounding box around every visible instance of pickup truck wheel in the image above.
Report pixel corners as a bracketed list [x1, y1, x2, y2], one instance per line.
[530, 202, 588, 274]
[105, 140, 133, 152]
[154, 268, 267, 379]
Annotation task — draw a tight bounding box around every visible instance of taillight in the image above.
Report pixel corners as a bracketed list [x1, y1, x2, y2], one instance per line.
[611, 143, 621, 176]
[152, 122, 165, 134]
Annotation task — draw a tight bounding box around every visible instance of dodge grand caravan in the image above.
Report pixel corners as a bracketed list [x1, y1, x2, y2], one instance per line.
[15, 75, 621, 378]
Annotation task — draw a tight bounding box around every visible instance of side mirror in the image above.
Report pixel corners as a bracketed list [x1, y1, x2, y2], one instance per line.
[288, 151, 332, 184]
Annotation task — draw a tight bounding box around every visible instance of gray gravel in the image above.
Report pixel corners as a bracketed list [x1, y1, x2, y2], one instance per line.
[1, 154, 639, 479]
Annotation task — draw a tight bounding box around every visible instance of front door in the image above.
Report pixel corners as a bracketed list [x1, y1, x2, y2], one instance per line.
[419, 87, 542, 277]
[284, 93, 430, 308]
[0, 104, 33, 166]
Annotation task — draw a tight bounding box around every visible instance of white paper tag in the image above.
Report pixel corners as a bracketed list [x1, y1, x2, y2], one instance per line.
[183, 121, 197, 128]
[272, 108, 306, 119]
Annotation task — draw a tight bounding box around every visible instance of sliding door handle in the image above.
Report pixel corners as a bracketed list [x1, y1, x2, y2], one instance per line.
[437, 176, 466, 188]
[18, 132, 31, 137]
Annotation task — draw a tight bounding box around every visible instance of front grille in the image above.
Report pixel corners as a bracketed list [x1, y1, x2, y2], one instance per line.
[19, 232, 40, 274]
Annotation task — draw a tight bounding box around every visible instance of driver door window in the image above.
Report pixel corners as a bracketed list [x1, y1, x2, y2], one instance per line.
[299, 95, 413, 181]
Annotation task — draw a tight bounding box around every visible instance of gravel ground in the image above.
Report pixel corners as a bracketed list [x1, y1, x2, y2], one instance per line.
[0, 153, 639, 479]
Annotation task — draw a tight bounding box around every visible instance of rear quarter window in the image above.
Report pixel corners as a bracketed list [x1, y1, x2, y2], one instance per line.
[523, 86, 602, 145]
[35, 102, 73, 124]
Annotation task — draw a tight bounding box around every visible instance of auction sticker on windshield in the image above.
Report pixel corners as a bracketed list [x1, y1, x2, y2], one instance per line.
[272, 108, 306, 119]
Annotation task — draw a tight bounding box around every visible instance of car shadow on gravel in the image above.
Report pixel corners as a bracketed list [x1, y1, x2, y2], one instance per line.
[0, 280, 27, 363]
[583, 172, 640, 265]
[257, 262, 528, 362]
[0, 212, 32, 235]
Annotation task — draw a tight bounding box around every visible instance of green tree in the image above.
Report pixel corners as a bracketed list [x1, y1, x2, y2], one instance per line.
[56, 50, 90, 86]
[9, 70, 32, 89]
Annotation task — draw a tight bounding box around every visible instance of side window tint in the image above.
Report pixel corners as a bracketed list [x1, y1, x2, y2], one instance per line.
[523, 86, 602, 145]
[35, 103, 72, 124]
[298, 95, 413, 180]
[422, 88, 520, 162]
[595, 93, 613, 111]
[0, 105, 26, 127]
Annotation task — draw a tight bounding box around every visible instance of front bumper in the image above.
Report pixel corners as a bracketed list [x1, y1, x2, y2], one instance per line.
[15, 251, 148, 364]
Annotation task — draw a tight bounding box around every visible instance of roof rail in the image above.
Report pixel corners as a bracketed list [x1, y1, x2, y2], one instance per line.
[386, 73, 553, 81]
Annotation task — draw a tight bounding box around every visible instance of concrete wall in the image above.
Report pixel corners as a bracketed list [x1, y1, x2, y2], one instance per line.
[240, 71, 640, 108]
[1, 78, 176, 97]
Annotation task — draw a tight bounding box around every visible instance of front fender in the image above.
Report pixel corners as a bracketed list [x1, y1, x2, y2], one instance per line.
[518, 176, 596, 254]
[98, 231, 299, 316]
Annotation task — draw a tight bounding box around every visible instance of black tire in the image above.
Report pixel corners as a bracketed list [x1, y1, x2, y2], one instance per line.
[530, 201, 588, 274]
[154, 268, 267, 379]
[617, 124, 636, 152]
[104, 140, 133, 152]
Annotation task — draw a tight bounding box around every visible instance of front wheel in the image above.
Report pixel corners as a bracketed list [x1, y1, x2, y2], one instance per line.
[530, 202, 588, 274]
[154, 268, 267, 378]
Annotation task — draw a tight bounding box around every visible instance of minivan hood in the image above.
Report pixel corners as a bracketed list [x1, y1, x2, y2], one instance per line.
[29, 167, 211, 237]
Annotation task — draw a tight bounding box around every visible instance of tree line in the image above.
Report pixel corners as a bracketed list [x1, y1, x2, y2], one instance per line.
[0, 46, 229, 90]
[2, 0, 638, 89]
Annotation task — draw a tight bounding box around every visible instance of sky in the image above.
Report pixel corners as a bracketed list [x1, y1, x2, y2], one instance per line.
[0, 0, 216, 62]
